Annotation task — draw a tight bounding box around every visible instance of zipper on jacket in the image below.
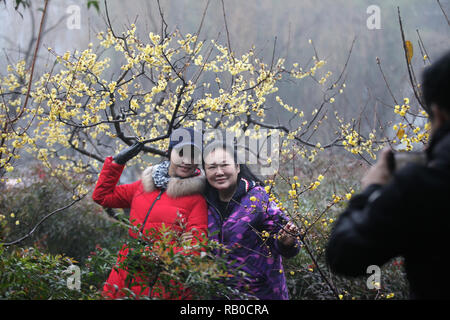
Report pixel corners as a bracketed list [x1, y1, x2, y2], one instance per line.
[141, 189, 163, 298]
[139, 189, 163, 235]
[205, 198, 225, 245]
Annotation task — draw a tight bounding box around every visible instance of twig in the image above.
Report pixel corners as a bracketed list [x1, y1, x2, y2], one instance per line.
[2, 195, 86, 246]
[300, 238, 340, 298]
[327, 36, 356, 91]
[247, 115, 342, 149]
[269, 37, 278, 73]
[68, 130, 104, 162]
[309, 38, 320, 61]
[376, 57, 399, 106]
[15, 0, 48, 126]
[156, 0, 168, 39]
[194, 0, 211, 41]
[397, 7, 425, 111]
[437, 0, 450, 27]
[416, 29, 431, 64]
[220, 0, 233, 63]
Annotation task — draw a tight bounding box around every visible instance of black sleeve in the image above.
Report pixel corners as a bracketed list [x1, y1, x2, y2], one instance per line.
[326, 180, 410, 277]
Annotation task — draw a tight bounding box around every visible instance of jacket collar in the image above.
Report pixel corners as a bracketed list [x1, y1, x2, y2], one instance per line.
[141, 165, 205, 198]
[426, 121, 450, 167]
[205, 177, 257, 209]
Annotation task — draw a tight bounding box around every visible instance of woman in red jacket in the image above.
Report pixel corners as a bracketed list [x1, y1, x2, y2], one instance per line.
[92, 128, 207, 299]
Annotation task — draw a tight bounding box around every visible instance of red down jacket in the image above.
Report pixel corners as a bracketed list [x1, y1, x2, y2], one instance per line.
[92, 157, 208, 299]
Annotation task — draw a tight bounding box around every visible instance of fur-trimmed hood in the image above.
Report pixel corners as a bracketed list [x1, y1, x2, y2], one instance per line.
[141, 165, 206, 198]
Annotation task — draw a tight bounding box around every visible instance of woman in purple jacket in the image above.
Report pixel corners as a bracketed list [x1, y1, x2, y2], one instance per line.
[202, 141, 300, 300]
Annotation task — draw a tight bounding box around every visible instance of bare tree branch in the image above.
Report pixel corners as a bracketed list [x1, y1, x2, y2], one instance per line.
[2, 194, 86, 247]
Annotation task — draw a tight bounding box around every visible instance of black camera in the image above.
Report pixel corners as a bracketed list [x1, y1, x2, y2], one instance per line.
[387, 151, 426, 172]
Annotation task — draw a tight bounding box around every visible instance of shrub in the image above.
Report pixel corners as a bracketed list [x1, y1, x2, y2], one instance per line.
[0, 245, 100, 299]
[99, 223, 256, 300]
[0, 165, 127, 263]
[275, 152, 410, 300]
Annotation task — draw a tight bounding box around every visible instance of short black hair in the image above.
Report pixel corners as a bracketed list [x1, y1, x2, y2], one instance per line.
[422, 50, 450, 117]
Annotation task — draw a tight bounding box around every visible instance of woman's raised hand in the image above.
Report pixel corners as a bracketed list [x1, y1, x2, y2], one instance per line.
[113, 141, 144, 165]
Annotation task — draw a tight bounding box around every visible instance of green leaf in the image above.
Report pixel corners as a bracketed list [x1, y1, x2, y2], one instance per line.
[87, 0, 100, 12]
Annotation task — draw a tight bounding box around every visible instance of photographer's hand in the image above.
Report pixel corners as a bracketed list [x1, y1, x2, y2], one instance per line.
[113, 141, 144, 165]
[361, 147, 392, 189]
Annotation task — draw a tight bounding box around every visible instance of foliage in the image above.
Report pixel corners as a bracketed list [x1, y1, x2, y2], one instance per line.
[0, 220, 256, 300]
[275, 152, 409, 299]
[0, 164, 127, 263]
[0, 245, 99, 299]
[99, 220, 256, 300]
[0, 0, 443, 300]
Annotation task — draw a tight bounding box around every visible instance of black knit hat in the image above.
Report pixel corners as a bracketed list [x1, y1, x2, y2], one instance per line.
[168, 128, 203, 155]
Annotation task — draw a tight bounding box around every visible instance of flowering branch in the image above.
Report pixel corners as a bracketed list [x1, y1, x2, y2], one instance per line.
[1, 194, 86, 247]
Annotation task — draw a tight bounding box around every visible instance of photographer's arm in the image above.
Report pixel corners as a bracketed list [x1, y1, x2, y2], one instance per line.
[326, 180, 410, 276]
[326, 148, 412, 276]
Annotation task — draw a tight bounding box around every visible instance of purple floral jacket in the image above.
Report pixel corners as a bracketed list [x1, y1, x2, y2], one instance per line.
[205, 178, 301, 300]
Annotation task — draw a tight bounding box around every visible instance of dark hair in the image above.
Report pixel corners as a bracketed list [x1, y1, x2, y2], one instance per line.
[238, 163, 264, 186]
[202, 140, 264, 186]
[422, 50, 450, 118]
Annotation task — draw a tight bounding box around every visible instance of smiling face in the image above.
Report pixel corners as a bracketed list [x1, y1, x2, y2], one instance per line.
[169, 146, 200, 178]
[204, 147, 240, 193]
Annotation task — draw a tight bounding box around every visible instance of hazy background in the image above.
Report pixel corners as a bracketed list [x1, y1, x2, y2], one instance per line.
[1, 0, 449, 153]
